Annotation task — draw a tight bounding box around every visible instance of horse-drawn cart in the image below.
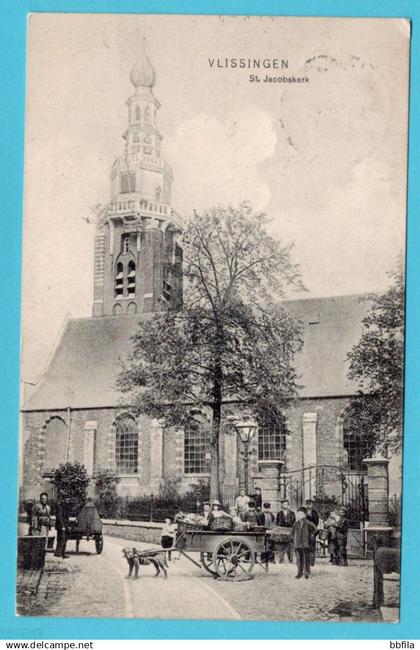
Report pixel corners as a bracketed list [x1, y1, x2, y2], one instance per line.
[175, 523, 269, 581]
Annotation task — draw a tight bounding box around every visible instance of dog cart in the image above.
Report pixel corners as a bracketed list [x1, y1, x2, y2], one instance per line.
[175, 522, 268, 581]
[67, 500, 104, 554]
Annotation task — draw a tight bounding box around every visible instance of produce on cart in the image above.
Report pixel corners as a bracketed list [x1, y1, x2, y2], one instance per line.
[173, 510, 268, 581]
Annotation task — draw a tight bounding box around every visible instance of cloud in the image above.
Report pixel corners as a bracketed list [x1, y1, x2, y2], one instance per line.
[165, 107, 277, 214]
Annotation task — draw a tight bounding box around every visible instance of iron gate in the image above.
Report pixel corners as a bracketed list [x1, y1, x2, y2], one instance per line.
[279, 465, 368, 527]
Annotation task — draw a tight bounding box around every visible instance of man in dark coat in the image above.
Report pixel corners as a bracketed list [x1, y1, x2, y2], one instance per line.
[243, 501, 259, 528]
[54, 497, 71, 559]
[335, 507, 349, 566]
[252, 487, 263, 513]
[291, 507, 318, 579]
[276, 499, 296, 563]
[305, 499, 319, 566]
[259, 502, 275, 563]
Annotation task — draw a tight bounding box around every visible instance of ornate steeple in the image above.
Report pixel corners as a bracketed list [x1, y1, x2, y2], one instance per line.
[92, 49, 183, 318]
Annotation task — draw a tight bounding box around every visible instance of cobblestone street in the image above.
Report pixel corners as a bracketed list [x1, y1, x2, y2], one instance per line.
[17, 535, 397, 622]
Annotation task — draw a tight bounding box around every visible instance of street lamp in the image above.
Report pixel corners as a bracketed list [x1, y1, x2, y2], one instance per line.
[234, 418, 257, 495]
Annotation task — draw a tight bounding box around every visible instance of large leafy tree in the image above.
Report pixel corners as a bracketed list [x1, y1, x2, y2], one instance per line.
[118, 203, 304, 499]
[347, 260, 405, 455]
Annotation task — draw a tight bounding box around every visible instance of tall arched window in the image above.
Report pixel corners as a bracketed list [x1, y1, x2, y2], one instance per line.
[343, 405, 375, 471]
[127, 260, 136, 297]
[184, 419, 211, 474]
[43, 416, 68, 473]
[135, 105, 141, 121]
[258, 412, 287, 461]
[115, 262, 124, 297]
[115, 415, 139, 475]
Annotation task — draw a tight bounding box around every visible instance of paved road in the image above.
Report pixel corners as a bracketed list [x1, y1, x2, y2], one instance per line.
[103, 536, 241, 620]
[18, 534, 392, 622]
[25, 535, 240, 619]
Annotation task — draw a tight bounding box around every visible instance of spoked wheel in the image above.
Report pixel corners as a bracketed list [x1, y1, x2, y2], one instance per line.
[200, 552, 218, 576]
[213, 537, 255, 581]
[95, 535, 103, 554]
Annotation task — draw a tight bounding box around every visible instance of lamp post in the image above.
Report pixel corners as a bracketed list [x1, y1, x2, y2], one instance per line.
[234, 418, 257, 495]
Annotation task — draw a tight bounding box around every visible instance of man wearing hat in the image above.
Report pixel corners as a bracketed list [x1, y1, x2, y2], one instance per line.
[243, 501, 259, 528]
[202, 502, 211, 526]
[235, 488, 250, 521]
[305, 499, 319, 566]
[335, 507, 349, 566]
[276, 499, 296, 563]
[291, 507, 318, 579]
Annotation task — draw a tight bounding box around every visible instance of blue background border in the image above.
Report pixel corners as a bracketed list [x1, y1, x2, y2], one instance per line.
[0, 0, 419, 640]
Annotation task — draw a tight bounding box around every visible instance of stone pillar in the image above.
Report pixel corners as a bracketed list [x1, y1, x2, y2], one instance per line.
[223, 430, 238, 497]
[150, 419, 163, 493]
[256, 460, 284, 514]
[302, 412, 317, 501]
[363, 454, 393, 554]
[363, 454, 390, 526]
[83, 421, 97, 477]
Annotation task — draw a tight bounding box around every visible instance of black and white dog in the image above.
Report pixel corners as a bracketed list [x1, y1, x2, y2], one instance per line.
[122, 547, 168, 579]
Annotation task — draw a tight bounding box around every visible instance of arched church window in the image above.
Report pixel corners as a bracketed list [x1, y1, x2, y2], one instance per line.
[184, 419, 211, 474]
[127, 301, 137, 314]
[115, 262, 124, 297]
[343, 405, 375, 471]
[127, 260, 136, 297]
[115, 415, 139, 475]
[43, 416, 68, 474]
[258, 411, 287, 461]
[135, 105, 141, 121]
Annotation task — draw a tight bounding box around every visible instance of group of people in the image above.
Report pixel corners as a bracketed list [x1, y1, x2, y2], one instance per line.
[26, 492, 79, 559]
[160, 488, 349, 580]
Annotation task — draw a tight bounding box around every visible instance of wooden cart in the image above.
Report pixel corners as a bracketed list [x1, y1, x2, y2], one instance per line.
[67, 501, 104, 554]
[175, 526, 268, 581]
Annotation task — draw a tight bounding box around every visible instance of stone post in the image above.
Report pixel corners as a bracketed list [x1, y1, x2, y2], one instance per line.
[363, 454, 393, 555]
[150, 419, 164, 493]
[255, 460, 285, 514]
[302, 412, 317, 501]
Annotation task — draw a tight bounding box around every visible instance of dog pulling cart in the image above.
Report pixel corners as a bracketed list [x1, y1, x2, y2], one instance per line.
[174, 521, 275, 581]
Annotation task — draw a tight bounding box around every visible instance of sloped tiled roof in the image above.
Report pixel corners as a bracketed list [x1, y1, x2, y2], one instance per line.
[22, 294, 370, 411]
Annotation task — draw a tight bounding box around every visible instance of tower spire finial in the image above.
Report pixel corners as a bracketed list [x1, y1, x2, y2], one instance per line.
[130, 38, 156, 89]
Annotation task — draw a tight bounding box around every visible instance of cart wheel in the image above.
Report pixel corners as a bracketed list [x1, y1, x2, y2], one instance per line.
[95, 536, 103, 554]
[213, 537, 255, 581]
[200, 552, 218, 576]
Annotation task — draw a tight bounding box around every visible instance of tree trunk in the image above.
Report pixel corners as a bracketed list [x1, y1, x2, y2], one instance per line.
[210, 365, 223, 502]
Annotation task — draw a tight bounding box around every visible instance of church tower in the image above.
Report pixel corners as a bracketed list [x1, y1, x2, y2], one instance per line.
[92, 47, 183, 317]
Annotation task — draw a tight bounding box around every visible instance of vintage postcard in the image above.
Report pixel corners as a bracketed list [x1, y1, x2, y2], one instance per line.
[17, 14, 409, 622]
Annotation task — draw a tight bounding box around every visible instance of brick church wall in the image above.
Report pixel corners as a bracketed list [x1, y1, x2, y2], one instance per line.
[22, 396, 353, 502]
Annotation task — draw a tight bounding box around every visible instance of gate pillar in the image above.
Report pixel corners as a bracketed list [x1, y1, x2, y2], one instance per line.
[363, 454, 393, 555]
[254, 460, 284, 514]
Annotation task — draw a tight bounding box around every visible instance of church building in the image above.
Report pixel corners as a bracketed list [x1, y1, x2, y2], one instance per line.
[21, 51, 386, 518]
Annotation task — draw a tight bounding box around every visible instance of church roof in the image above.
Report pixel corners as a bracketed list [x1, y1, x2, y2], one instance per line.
[22, 293, 370, 411]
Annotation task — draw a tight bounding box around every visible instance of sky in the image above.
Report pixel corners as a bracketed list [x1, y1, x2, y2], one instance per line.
[21, 14, 409, 385]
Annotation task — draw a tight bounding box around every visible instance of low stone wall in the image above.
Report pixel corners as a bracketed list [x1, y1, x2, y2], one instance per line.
[102, 519, 164, 544]
[347, 529, 365, 558]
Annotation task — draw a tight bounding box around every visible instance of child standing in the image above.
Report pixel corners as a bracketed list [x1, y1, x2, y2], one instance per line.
[161, 516, 177, 561]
